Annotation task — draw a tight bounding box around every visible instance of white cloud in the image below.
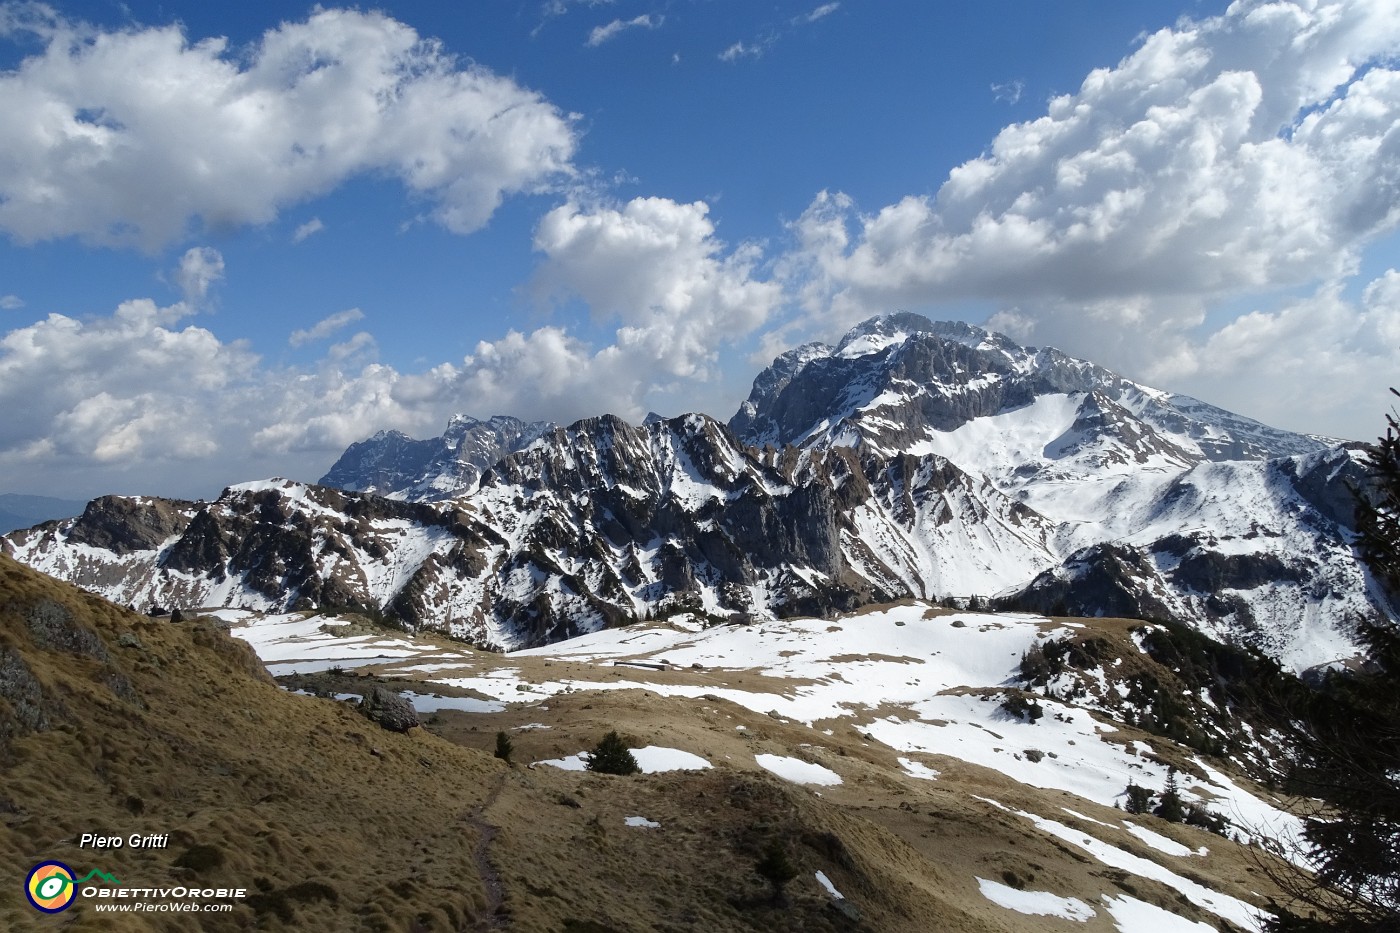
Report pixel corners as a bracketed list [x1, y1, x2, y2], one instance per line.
[0, 299, 259, 474]
[991, 79, 1023, 104]
[789, 2, 1400, 319]
[0, 200, 783, 496]
[0, 294, 22, 310]
[586, 14, 660, 47]
[289, 308, 365, 347]
[292, 218, 325, 243]
[801, 4, 839, 24]
[0, 7, 577, 250]
[172, 247, 224, 306]
[449, 196, 785, 422]
[719, 40, 767, 62]
[1150, 271, 1400, 440]
[777, 0, 1400, 438]
[726, 4, 834, 62]
[0, 296, 445, 497]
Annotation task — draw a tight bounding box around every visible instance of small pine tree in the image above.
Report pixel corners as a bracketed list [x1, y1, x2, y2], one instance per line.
[755, 839, 799, 903]
[585, 730, 640, 775]
[1124, 783, 1154, 815]
[494, 730, 514, 764]
[1155, 767, 1186, 823]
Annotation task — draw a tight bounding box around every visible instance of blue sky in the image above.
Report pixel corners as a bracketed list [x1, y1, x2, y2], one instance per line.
[1, 0, 1398, 500]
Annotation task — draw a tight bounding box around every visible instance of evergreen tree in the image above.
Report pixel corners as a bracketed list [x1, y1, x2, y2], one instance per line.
[1266, 392, 1400, 931]
[494, 730, 514, 764]
[1154, 767, 1185, 823]
[1124, 783, 1154, 815]
[755, 839, 799, 903]
[585, 730, 640, 775]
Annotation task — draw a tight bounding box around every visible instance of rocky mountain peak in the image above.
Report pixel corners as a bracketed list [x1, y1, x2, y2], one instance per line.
[730, 315, 1325, 466]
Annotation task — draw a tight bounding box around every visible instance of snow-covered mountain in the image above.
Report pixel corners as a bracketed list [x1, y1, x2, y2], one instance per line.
[3, 315, 1383, 669]
[319, 414, 553, 501]
[730, 314, 1374, 667]
[733, 313, 1327, 463]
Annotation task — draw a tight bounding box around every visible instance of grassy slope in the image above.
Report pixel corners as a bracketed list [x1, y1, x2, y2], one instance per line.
[1, 554, 1290, 931]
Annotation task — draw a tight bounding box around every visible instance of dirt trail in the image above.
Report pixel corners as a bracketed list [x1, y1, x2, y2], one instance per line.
[469, 770, 509, 930]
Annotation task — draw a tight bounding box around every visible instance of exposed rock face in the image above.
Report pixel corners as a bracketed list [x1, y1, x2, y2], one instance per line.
[0, 648, 56, 740]
[319, 414, 553, 501]
[23, 598, 111, 662]
[65, 495, 194, 555]
[2, 317, 1381, 668]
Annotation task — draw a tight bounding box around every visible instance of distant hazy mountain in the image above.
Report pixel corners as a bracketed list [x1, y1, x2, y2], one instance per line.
[0, 493, 86, 534]
[318, 414, 553, 501]
[3, 316, 1380, 669]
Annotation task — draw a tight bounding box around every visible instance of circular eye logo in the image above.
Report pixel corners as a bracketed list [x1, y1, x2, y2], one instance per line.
[26, 862, 76, 913]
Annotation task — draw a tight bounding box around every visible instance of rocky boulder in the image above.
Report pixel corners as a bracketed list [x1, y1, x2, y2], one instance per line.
[360, 687, 419, 733]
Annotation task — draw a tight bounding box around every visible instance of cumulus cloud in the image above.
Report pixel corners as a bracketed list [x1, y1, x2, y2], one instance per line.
[289, 308, 365, 347]
[586, 14, 660, 47]
[412, 196, 786, 424]
[776, 0, 1400, 438]
[0, 294, 22, 310]
[292, 218, 325, 243]
[1149, 271, 1400, 439]
[0, 297, 445, 497]
[526, 196, 781, 384]
[0, 6, 577, 250]
[0, 299, 258, 473]
[789, 2, 1400, 320]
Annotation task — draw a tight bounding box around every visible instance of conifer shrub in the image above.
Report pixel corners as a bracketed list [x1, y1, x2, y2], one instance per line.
[755, 839, 799, 902]
[585, 730, 640, 775]
[1124, 783, 1154, 815]
[494, 730, 514, 764]
[1000, 691, 1044, 723]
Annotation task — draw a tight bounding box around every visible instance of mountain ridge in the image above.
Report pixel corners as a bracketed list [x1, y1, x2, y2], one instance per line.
[3, 315, 1381, 670]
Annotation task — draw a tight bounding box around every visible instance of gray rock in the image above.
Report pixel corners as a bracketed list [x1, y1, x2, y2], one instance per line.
[360, 687, 419, 733]
[24, 599, 110, 661]
[0, 648, 59, 738]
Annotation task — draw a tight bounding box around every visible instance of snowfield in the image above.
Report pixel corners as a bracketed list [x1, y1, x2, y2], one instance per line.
[231, 600, 1305, 855]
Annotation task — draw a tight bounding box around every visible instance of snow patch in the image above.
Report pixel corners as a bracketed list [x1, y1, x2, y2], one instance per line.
[976, 877, 1095, 921]
[755, 754, 842, 786]
[814, 870, 844, 899]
